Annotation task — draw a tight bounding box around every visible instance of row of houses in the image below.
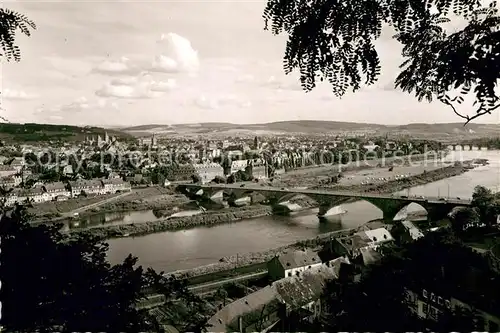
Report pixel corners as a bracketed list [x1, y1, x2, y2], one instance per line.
[206, 221, 500, 332]
[4, 178, 131, 206]
[207, 253, 351, 332]
[169, 159, 269, 185]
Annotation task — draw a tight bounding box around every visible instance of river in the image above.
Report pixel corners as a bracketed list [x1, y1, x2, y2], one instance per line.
[106, 150, 500, 272]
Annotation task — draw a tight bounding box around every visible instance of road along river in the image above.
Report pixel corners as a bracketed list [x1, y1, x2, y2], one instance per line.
[107, 150, 500, 272]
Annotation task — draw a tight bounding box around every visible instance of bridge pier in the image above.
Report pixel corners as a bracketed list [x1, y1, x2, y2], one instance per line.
[363, 197, 409, 223]
[179, 185, 469, 224]
[315, 197, 351, 218]
[426, 205, 452, 222]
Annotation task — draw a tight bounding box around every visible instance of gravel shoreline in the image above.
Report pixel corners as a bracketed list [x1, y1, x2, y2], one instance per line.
[74, 205, 273, 240]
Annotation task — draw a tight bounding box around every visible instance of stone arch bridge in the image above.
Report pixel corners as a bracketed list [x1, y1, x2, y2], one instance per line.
[179, 184, 471, 222]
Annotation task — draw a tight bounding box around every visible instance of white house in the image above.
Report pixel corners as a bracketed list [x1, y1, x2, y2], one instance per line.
[230, 159, 248, 175]
[43, 182, 71, 201]
[102, 178, 131, 193]
[357, 227, 394, 249]
[267, 249, 322, 281]
[68, 179, 106, 197]
[193, 162, 224, 184]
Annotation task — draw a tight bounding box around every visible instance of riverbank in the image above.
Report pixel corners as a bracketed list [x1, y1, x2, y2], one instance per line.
[74, 205, 273, 240]
[29, 187, 181, 220]
[73, 159, 479, 240]
[169, 220, 386, 279]
[316, 160, 478, 193]
[274, 153, 448, 188]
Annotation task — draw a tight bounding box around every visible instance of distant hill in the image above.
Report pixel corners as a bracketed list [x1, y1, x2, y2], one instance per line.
[0, 123, 134, 143]
[120, 120, 500, 140]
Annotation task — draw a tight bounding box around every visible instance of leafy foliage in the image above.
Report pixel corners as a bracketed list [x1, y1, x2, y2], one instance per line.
[471, 185, 500, 224]
[0, 202, 211, 332]
[263, 0, 500, 123]
[450, 206, 481, 233]
[0, 7, 35, 62]
[0, 204, 151, 332]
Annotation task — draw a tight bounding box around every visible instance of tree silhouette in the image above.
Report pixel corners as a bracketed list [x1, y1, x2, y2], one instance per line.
[0, 201, 213, 331]
[0, 204, 153, 332]
[0, 8, 35, 61]
[263, 0, 500, 124]
[0, 8, 36, 121]
[471, 185, 499, 224]
[321, 229, 494, 331]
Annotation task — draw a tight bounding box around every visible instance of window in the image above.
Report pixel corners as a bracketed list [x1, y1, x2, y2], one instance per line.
[438, 296, 443, 305]
[296, 271, 300, 276]
[445, 300, 451, 308]
[423, 289, 428, 298]
[288, 272, 292, 277]
[308, 265, 311, 269]
[430, 293, 436, 302]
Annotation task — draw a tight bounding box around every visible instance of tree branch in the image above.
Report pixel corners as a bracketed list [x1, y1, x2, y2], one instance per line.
[440, 99, 498, 126]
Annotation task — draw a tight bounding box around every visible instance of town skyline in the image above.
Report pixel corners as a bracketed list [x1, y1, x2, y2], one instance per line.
[2, 0, 500, 127]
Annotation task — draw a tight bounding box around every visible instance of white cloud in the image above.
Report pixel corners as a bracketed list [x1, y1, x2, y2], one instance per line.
[264, 75, 303, 91]
[2, 89, 38, 100]
[194, 93, 251, 110]
[93, 33, 200, 77]
[151, 33, 200, 73]
[95, 76, 177, 99]
[93, 57, 143, 76]
[36, 97, 119, 115]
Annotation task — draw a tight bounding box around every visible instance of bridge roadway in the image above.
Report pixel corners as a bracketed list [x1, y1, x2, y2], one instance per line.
[184, 183, 472, 206]
[182, 183, 472, 221]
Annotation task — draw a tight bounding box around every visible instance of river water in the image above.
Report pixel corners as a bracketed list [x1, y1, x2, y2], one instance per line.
[106, 150, 500, 272]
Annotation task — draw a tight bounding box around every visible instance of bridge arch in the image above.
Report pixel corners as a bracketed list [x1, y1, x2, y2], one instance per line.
[392, 202, 429, 221]
[207, 189, 233, 202]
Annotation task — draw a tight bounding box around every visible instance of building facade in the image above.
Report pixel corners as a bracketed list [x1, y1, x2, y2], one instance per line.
[193, 163, 224, 184]
[267, 250, 322, 281]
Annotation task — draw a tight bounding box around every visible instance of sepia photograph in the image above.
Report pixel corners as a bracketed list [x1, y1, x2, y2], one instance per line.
[0, 0, 500, 332]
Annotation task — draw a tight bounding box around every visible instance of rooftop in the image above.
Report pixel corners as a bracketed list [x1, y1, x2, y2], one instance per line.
[277, 249, 321, 270]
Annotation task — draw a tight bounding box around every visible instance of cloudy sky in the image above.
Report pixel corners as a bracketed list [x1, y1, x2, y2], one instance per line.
[1, 0, 499, 126]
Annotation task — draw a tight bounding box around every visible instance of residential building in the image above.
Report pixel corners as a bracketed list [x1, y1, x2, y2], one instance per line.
[11, 157, 25, 172]
[405, 288, 500, 331]
[62, 165, 74, 176]
[28, 186, 51, 203]
[230, 160, 248, 175]
[0, 165, 17, 178]
[386, 141, 397, 151]
[208, 260, 350, 332]
[267, 249, 322, 281]
[393, 220, 425, 243]
[361, 227, 394, 247]
[332, 227, 394, 266]
[107, 172, 121, 179]
[0, 176, 18, 188]
[193, 162, 224, 184]
[68, 179, 106, 197]
[102, 178, 131, 193]
[42, 182, 71, 201]
[7, 187, 51, 204]
[249, 159, 267, 179]
[167, 164, 196, 181]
